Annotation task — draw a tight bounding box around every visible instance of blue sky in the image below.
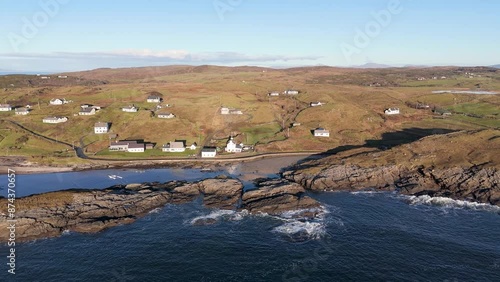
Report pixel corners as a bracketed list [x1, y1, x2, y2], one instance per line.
[1, 0, 499, 72]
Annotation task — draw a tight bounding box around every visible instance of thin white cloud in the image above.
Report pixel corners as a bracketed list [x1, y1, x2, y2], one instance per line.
[0, 50, 323, 71]
[0, 49, 322, 63]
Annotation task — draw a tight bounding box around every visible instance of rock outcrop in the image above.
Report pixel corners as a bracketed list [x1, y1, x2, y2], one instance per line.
[283, 129, 500, 207]
[284, 164, 499, 206]
[0, 177, 320, 242]
[241, 179, 320, 215]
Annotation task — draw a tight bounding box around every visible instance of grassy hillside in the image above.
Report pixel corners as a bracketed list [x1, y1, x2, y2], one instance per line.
[294, 129, 500, 177]
[0, 65, 499, 164]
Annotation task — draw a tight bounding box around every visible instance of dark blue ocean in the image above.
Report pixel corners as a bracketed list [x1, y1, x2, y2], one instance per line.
[1, 168, 499, 281]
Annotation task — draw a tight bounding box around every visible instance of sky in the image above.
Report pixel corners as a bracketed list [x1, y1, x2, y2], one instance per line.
[1, 0, 499, 72]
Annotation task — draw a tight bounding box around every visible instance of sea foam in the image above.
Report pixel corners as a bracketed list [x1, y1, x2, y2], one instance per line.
[404, 195, 500, 213]
[188, 209, 248, 225]
[271, 206, 330, 241]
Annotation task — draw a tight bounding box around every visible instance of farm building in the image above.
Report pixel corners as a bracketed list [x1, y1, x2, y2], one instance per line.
[43, 117, 68, 124]
[122, 105, 138, 113]
[313, 128, 330, 137]
[147, 95, 162, 103]
[50, 98, 68, 105]
[384, 108, 400, 115]
[157, 112, 175, 119]
[15, 107, 30, 115]
[283, 90, 299, 95]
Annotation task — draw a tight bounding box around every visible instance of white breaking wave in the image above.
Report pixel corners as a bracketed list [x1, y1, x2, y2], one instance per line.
[404, 195, 500, 213]
[272, 221, 326, 240]
[351, 191, 384, 195]
[187, 205, 334, 241]
[188, 209, 248, 225]
[148, 207, 162, 214]
[271, 206, 330, 241]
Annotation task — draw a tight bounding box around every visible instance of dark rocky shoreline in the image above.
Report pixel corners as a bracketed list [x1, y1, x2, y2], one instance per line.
[0, 177, 319, 242]
[1, 130, 498, 243]
[283, 164, 500, 207]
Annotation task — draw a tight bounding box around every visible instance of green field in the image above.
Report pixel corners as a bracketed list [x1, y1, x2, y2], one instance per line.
[1, 65, 499, 164]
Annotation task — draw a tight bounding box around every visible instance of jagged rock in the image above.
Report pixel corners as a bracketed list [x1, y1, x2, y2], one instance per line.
[241, 179, 320, 215]
[284, 164, 499, 206]
[284, 164, 404, 191]
[0, 178, 318, 242]
[198, 179, 243, 209]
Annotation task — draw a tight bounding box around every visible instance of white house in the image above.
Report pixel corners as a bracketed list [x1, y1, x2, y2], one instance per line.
[157, 112, 175, 119]
[122, 105, 138, 113]
[127, 143, 145, 153]
[384, 108, 400, 115]
[109, 141, 134, 151]
[162, 141, 186, 152]
[189, 143, 197, 150]
[310, 102, 324, 107]
[229, 109, 243, 115]
[268, 91, 280, 96]
[283, 90, 299, 95]
[221, 107, 243, 115]
[43, 116, 68, 124]
[79, 107, 96, 115]
[50, 98, 68, 105]
[94, 122, 109, 134]
[80, 104, 101, 109]
[225, 137, 243, 153]
[0, 104, 12, 111]
[147, 95, 162, 103]
[314, 128, 330, 137]
[57, 75, 68, 78]
[201, 147, 217, 158]
[15, 107, 29, 115]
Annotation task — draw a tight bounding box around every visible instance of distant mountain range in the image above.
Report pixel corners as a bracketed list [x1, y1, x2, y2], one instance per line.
[1, 64, 499, 75]
[351, 63, 394, 69]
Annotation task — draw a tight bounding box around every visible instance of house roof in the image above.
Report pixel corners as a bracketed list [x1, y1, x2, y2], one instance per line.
[94, 122, 108, 127]
[111, 140, 138, 146]
[315, 128, 329, 132]
[0, 104, 11, 108]
[201, 147, 217, 153]
[168, 141, 185, 149]
[127, 143, 145, 149]
[43, 116, 66, 120]
[157, 112, 172, 116]
[15, 107, 28, 112]
[80, 107, 95, 113]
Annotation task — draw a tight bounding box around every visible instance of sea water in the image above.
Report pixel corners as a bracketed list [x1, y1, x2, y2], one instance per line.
[1, 169, 499, 281]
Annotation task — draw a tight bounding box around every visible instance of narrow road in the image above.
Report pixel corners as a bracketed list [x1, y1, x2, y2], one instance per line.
[2, 119, 88, 159]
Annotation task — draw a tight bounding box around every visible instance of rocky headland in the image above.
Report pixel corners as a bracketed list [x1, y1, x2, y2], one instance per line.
[0, 177, 318, 242]
[283, 129, 499, 206]
[1, 129, 498, 243]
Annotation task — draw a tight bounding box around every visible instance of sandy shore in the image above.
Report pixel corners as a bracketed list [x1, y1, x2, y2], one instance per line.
[0, 153, 320, 176]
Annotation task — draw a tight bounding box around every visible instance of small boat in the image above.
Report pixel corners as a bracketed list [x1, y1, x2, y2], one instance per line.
[108, 175, 123, 179]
